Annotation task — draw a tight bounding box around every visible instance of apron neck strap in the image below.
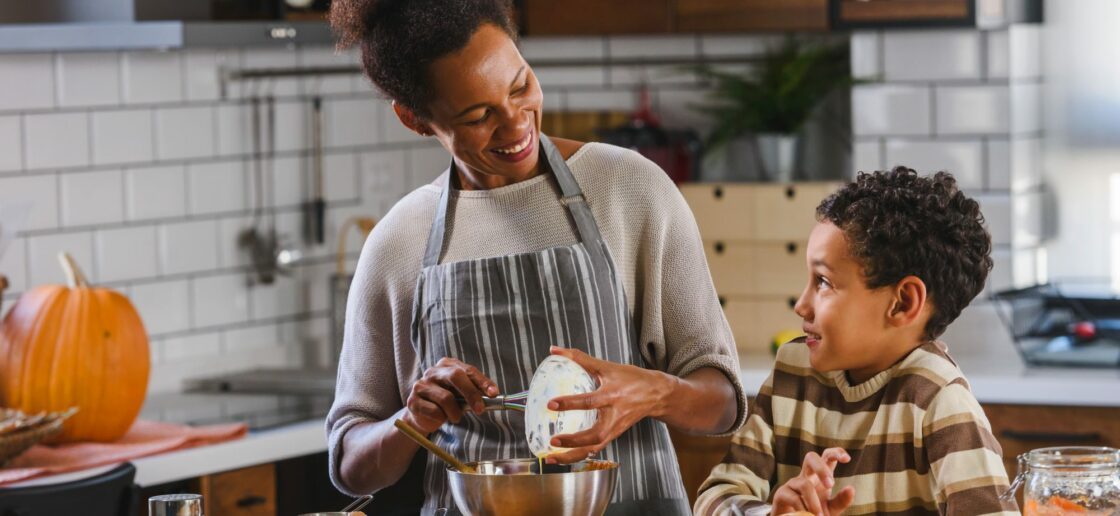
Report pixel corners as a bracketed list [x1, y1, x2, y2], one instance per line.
[422, 134, 605, 267]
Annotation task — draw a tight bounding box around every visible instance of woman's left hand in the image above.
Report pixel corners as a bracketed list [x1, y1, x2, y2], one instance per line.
[544, 346, 677, 464]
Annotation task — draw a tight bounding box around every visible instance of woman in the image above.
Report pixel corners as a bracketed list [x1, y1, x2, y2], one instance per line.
[326, 1, 747, 513]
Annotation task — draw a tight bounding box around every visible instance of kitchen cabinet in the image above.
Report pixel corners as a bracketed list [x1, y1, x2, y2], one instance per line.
[984, 403, 1120, 483]
[520, 0, 673, 35]
[199, 463, 276, 516]
[829, 0, 1042, 29]
[676, 0, 829, 33]
[681, 182, 839, 353]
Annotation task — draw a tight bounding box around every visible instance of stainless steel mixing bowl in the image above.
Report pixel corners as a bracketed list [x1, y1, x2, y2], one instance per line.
[446, 458, 618, 516]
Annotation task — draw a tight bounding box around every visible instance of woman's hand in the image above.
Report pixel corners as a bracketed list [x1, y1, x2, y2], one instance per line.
[401, 357, 499, 435]
[771, 448, 855, 516]
[544, 346, 677, 464]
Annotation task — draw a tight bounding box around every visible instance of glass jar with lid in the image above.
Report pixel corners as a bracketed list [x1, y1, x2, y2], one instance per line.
[1006, 446, 1120, 515]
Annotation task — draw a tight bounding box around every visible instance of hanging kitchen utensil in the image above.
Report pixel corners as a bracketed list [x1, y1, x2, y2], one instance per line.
[328, 216, 376, 370]
[239, 95, 285, 285]
[305, 96, 326, 245]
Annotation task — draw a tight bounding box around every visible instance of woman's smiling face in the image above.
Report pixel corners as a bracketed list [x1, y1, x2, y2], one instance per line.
[421, 23, 545, 189]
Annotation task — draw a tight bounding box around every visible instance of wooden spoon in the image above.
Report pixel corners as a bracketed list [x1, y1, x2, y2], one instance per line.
[393, 419, 476, 474]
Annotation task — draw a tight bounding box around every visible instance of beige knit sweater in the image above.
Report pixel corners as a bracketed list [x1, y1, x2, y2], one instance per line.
[326, 142, 747, 495]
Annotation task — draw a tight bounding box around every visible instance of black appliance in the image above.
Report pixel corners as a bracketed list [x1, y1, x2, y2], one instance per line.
[992, 281, 1120, 367]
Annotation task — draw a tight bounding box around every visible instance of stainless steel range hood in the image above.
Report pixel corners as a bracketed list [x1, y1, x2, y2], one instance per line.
[0, 0, 335, 52]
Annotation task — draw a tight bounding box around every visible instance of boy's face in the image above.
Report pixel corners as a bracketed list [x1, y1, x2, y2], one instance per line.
[794, 222, 899, 382]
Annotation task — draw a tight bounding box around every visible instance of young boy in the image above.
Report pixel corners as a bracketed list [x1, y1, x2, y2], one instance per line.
[695, 167, 1017, 516]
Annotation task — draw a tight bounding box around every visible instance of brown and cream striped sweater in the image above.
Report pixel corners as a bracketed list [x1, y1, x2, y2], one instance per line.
[695, 340, 1018, 516]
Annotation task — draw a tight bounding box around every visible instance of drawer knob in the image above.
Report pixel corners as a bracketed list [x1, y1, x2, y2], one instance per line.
[785, 186, 796, 199]
[718, 296, 727, 307]
[786, 242, 797, 254]
[714, 242, 725, 254]
[787, 297, 797, 309]
[237, 495, 268, 508]
[713, 186, 724, 199]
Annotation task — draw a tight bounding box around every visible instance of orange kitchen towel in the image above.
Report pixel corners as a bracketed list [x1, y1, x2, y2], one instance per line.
[0, 420, 248, 486]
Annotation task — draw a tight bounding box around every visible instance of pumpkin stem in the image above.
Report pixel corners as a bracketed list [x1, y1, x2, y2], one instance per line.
[58, 252, 89, 288]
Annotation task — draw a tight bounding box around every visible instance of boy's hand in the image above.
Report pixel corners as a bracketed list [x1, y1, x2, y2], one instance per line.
[771, 448, 856, 516]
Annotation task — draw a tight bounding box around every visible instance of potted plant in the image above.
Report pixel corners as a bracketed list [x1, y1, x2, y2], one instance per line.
[690, 37, 855, 182]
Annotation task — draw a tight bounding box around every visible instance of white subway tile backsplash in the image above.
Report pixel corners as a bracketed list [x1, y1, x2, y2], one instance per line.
[129, 279, 191, 335]
[324, 153, 358, 203]
[935, 85, 1009, 135]
[883, 30, 981, 81]
[0, 54, 55, 110]
[123, 51, 184, 104]
[156, 106, 215, 160]
[609, 35, 698, 59]
[986, 30, 1009, 79]
[91, 109, 154, 165]
[532, 66, 606, 88]
[849, 31, 881, 80]
[1011, 82, 1042, 134]
[187, 161, 247, 215]
[989, 248, 1013, 293]
[1009, 25, 1042, 80]
[977, 194, 1011, 246]
[852, 139, 883, 174]
[163, 333, 222, 361]
[184, 49, 240, 101]
[987, 139, 1010, 190]
[223, 324, 280, 352]
[1013, 190, 1043, 247]
[159, 220, 218, 275]
[274, 100, 309, 153]
[851, 84, 931, 136]
[359, 149, 407, 216]
[271, 155, 303, 208]
[1011, 137, 1042, 191]
[298, 47, 359, 95]
[96, 226, 157, 282]
[250, 275, 303, 320]
[125, 164, 186, 220]
[1013, 246, 1043, 288]
[325, 98, 379, 148]
[884, 139, 984, 190]
[408, 145, 452, 191]
[520, 37, 604, 61]
[700, 34, 778, 57]
[215, 103, 250, 157]
[566, 90, 636, 111]
[0, 175, 58, 231]
[654, 88, 711, 130]
[24, 112, 90, 169]
[609, 65, 696, 86]
[0, 115, 23, 171]
[28, 232, 94, 286]
[192, 274, 250, 327]
[61, 169, 125, 226]
[241, 48, 301, 97]
[0, 238, 27, 293]
[56, 53, 121, 107]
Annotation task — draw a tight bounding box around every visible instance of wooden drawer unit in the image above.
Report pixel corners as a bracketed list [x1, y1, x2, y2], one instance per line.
[676, 0, 829, 32]
[707, 241, 806, 297]
[751, 183, 837, 241]
[983, 403, 1120, 478]
[521, 0, 673, 35]
[200, 463, 277, 516]
[723, 297, 802, 353]
[680, 184, 755, 241]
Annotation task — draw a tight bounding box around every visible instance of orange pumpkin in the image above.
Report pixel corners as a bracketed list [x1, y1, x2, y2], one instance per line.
[0, 253, 150, 443]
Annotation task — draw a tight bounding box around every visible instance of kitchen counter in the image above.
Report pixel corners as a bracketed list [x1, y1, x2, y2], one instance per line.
[738, 304, 1120, 407]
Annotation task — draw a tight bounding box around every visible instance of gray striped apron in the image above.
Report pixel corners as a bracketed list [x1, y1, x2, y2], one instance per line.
[410, 134, 689, 515]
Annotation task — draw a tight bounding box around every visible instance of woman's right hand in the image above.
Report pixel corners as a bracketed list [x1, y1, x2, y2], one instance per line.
[401, 357, 500, 435]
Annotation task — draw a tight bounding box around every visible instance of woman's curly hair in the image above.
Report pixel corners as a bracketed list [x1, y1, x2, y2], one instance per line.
[329, 0, 517, 119]
[816, 166, 993, 340]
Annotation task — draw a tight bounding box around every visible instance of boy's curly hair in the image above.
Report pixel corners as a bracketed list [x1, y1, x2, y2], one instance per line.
[816, 166, 993, 340]
[329, 0, 517, 119]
